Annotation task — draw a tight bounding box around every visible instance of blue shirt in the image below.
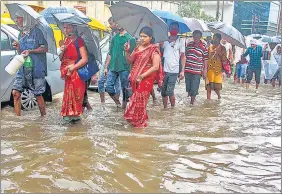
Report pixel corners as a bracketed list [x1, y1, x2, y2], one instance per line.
[18, 27, 48, 78]
[243, 46, 263, 69]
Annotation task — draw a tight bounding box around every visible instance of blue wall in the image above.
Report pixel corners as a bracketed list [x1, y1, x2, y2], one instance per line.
[233, 1, 271, 36]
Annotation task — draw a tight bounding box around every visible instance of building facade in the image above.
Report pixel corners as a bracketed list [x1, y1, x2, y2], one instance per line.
[1, 1, 180, 26]
[200, 1, 235, 25]
[233, 1, 281, 36]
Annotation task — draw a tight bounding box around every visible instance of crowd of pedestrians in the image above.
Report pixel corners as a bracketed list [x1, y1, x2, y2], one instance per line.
[11, 13, 281, 128]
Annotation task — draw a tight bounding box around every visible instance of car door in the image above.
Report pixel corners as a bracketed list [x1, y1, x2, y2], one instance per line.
[0, 30, 17, 102]
[45, 52, 65, 95]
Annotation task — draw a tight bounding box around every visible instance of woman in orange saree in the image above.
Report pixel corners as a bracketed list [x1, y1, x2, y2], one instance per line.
[124, 26, 164, 128]
[59, 24, 88, 122]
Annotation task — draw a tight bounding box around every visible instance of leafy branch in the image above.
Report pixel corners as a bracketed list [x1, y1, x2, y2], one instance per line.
[178, 1, 216, 23]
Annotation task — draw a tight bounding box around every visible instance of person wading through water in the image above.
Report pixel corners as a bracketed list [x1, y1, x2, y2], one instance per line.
[98, 17, 121, 108]
[160, 22, 186, 108]
[104, 24, 136, 110]
[181, 30, 208, 105]
[12, 11, 48, 116]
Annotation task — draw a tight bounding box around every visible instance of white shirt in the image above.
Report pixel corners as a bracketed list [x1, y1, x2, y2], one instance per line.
[234, 46, 249, 63]
[222, 42, 232, 59]
[234, 46, 244, 64]
[163, 37, 185, 73]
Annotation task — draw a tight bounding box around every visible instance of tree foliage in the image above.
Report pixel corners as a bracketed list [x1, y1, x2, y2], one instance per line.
[178, 1, 216, 23]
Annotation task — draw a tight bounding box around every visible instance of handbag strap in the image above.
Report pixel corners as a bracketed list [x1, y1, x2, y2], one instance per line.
[74, 38, 81, 63]
[74, 37, 95, 63]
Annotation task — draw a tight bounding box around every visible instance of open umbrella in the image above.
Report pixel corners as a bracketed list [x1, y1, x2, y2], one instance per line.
[271, 36, 281, 43]
[109, 1, 168, 43]
[207, 21, 246, 48]
[259, 35, 272, 43]
[52, 13, 102, 63]
[6, 3, 57, 55]
[41, 6, 91, 24]
[183, 17, 210, 34]
[248, 34, 263, 40]
[152, 10, 190, 34]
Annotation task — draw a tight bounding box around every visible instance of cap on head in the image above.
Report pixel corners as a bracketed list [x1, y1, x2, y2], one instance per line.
[250, 39, 257, 45]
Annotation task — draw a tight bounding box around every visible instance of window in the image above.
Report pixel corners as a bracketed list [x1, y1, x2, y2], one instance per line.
[1, 31, 11, 50]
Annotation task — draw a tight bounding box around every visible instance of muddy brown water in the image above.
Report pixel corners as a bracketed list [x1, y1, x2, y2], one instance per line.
[1, 80, 281, 193]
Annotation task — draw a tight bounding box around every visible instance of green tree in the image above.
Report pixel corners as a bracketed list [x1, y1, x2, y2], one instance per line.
[178, 1, 216, 23]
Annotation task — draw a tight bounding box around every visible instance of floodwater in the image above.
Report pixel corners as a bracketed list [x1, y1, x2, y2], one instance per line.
[1, 81, 281, 193]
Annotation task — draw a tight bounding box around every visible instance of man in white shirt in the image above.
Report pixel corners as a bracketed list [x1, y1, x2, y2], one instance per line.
[221, 39, 233, 60]
[221, 39, 234, 78]
[161, 22, 186, 108]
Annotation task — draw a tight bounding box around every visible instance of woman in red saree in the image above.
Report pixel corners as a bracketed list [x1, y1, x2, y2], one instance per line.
[124, 26, 164, 128]
[59, 24, 88, 122]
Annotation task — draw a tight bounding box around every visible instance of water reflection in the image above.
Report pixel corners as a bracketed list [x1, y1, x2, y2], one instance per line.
[1, 81, 281, 193]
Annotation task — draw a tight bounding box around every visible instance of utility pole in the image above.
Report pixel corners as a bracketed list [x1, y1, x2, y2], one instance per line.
[277, 2, 282, 35]
[251, 13, 255, 34]
[221, 0, 224, 22]
[216, 0, 220, 21]
[251, 13, 259, 34]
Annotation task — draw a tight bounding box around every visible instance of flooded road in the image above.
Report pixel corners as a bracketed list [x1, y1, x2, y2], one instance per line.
[1, 81, 281, 193]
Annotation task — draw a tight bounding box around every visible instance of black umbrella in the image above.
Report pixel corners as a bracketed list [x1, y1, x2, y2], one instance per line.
[208, 22, 246, 48]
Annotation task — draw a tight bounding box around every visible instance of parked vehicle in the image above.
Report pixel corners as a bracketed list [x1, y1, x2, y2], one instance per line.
[1, 24, 64, 110]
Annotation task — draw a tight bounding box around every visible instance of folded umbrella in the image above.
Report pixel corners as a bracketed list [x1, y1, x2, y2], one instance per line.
[52, 13, 102, 63]
[152, 10, 190, 34]
[207, 21, 246, 48]
[109, 1, 168, 43]
[6, 3, 57, 55]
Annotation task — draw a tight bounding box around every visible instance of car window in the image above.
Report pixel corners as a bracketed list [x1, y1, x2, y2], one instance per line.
[1, 31, 11, 50]
[2, 25, 20, 39]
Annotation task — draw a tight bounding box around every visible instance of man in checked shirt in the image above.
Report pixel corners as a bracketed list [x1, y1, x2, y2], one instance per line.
[243, 39, 263, 91]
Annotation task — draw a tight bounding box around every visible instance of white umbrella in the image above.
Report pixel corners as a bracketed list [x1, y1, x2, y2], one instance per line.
[271, 36, 281, 43]
[208, 21, 246, 48]
[6, 3, 57, 55]
[183, 17, 210, 33]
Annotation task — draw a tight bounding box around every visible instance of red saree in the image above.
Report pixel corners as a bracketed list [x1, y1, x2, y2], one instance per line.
[60, 37, 86, 118]
[124, 44, 164, 128]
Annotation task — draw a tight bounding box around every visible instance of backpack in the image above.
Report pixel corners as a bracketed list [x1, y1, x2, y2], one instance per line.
[74, 38, 99, 81]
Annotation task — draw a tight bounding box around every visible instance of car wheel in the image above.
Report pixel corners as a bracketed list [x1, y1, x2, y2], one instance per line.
[21, 88, 38, 111]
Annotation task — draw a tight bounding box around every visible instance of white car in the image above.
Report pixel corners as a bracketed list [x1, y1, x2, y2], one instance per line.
[1, 24, 64, 110]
